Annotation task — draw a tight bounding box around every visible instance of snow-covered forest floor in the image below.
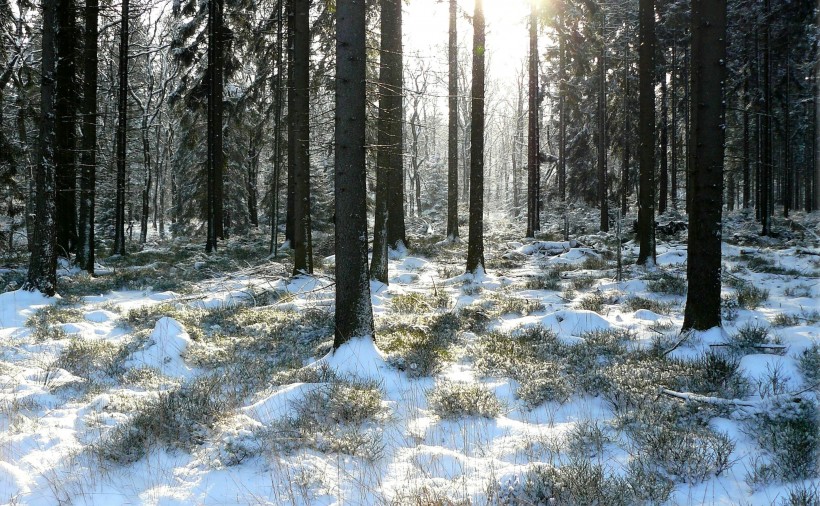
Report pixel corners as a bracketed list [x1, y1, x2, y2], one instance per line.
[0, 209, 818, 505]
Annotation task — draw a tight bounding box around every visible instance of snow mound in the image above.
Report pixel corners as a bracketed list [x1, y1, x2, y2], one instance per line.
[317, 336, 406, 391]
[539, 309, 616, 338]
[83, 309, 118, 323]
[656, 249, 687, 265]
[0, 289, 55, 328]
[516, 241, 576, 256]
[126, 317, 192, 377]
[400, 257, 429, 271]
[0, 461, 30, 503]
[243, 383, 322, 425]
[633, 309, 661, 321]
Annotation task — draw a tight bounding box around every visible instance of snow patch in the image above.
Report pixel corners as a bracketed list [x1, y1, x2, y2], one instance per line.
[126, 317, 192, 378]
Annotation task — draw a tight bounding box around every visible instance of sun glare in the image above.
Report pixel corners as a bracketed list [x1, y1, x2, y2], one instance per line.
[404, 0, 531, 79]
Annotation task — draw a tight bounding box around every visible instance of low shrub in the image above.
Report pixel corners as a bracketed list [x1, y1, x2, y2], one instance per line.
[427, 381, 501, 419]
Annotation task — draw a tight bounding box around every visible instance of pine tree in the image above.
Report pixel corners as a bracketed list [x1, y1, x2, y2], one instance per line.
[206, 0, 225, 252]
[334, 0, 374, 348]
[465, 0, 486, 274]
[291, 0, 311, 274]
[446, 0, 459, 241]
[112, 0, 129, 256]
[526, 2, 539, 238]
[76, 0, 98, 273]
[24, 0, 58, 295]
[371, 0, 403, 282]
[683, 0, 726, 330]
[636, 0, 656, 265]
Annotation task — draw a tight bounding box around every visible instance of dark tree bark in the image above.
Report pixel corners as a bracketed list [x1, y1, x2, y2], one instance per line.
[334, 0, 374, 348]
[742, 77, 750, 209]
[621, 38, 630, 217]
[783, 49, 791, 218]
[371, 0, 403, 281]
[112, 0, 129, 256]
[292, 0, 311, 275]
[285, 0, 295, 246]
[76, 0, 98, 273]
[55, 0, 78, 258]
[385, 4, 406, 252]
[526, 3, 539, 238]
[671, 42, 678, 210]
[558, 30, 566, 202]
[760, 0, 772, 235]
[270, 0, 285, 253]
[24, 0, 58, 295]
[446, 0, 459, 240]
[636, 0, 656, 265]
[659, 71, 668, 215]
[206, 0, 225, 252]
[465, 0, 486, 274]
[683, 0, 726, 331]
[598, 30, 608, 232]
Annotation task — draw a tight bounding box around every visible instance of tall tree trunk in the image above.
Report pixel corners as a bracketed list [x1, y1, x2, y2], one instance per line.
[526, 3, 539, 237]
[621, 38, 630, 217]
[55, 0, 78, 258]
[270, 0, 285, 253]
[206, 0, 225, 252]
[446, 0, 459, 240]
[466, 0, 486, 274]
[742, 76, 750, 209]
[683, 0, 726, 331]
[25, 0, 58, 295]
[659, 71, 668, 215]
[334, 0, 374, 348]
[385, 3, 406, 252]
[783, 46, 791, 218]
[285, 0, 295, 247]
[598, 30, 608, 232]
[139, 111, 151, 244]
[76, 0, 97, 273]
[760, 0, 772, 235]
[292, 0, 311, 274]
[558, 30, 566, 202]
[371, 0, 402, 281]
[112, 0, 129, 256]
[637, 0, 656, 265]
[671, 42, 678, 210]
[513, 75, 524, 218]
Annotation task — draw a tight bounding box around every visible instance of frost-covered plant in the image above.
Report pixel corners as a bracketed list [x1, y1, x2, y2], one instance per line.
[482, 291, 544, 317]
[565, 419, 613, 459]
[745, 398, 820, 484]
[377, 327, 454, 377]
[625, 457, 675, 503]
[647, 272, 687, 295]
[498, 461, 633, 506]
[523, 269, 561, 291]
[95, 375, 234, 464]
[686, 352, 749, 398]
[577, 292, 605, 313]
[632, 424, 735, 483]
[799, 343, 820, 387]
[427, 381, 501, 419]
[56, 338, 123, 381]
[569, 276, 596, 290]
[722, 294, 740, 321]
[257, 376, 387, 461]
[622, 296, 673, 315]
[390, 291, 450, 314]
[736, 284, 769, 309]
[516, 364, 571, 407]
[729, 323, 770, 352]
